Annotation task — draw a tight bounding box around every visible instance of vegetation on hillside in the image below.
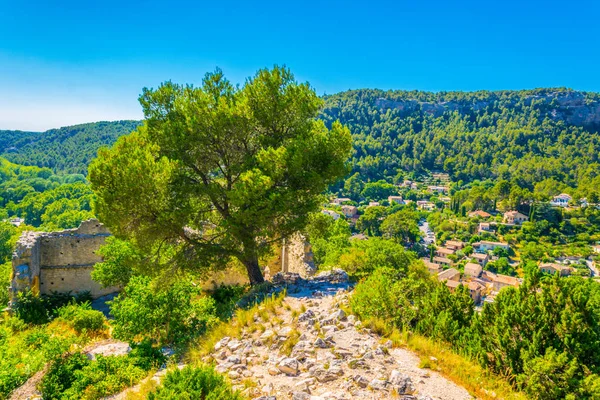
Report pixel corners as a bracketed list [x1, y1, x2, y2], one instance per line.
[0, 121, 140, 175]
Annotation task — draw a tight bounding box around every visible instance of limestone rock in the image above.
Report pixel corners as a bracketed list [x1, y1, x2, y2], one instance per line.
[278, 357, 299, 376]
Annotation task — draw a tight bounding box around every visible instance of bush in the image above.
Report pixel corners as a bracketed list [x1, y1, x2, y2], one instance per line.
[12, 290, 94, 325]
[39, 341, 164, 400]
[56, 302, 106, 333]
[110, 276, 218, 345]
[148, 365, 243, 400]
[39, 352, 91, 400]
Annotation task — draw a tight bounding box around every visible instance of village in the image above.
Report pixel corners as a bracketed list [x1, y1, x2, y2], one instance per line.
[321, 174, 600, 306]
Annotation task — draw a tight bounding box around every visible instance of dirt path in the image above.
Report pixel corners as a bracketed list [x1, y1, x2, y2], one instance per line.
[211, 270, 473, 399]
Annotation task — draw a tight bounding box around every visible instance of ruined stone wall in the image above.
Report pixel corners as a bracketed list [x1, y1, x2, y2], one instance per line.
[281, 233, 316, 278]
[10, 219, 118, 305]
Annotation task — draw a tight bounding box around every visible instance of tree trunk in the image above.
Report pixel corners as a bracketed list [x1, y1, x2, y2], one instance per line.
[242, 255, 265, 286]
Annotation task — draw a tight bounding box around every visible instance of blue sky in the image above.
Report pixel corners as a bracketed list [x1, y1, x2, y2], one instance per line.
[1, 0, 599, 131]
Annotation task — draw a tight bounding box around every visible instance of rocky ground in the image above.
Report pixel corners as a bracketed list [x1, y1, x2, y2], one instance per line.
[208, 270, 472, 400]
[13, 270, 473, 400]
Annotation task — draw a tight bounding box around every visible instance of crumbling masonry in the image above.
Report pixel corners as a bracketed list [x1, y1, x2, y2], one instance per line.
[10, 219, 118, 306]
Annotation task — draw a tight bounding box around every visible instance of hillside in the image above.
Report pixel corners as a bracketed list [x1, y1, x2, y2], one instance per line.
[1, 89, 599, 188]
[0, 121, 141, 175]
[320, 88, 600, 188]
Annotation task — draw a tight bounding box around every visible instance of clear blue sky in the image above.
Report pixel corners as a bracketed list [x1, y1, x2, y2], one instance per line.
[1, 0, 599, 131]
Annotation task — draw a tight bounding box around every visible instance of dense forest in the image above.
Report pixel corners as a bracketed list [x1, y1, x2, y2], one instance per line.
[0, 121, 140, 175]
[320, 88, 600, 192]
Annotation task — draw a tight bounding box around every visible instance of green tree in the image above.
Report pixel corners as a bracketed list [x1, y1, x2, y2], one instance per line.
[89, 67, 352, 285]
[380, 208, 421, 244]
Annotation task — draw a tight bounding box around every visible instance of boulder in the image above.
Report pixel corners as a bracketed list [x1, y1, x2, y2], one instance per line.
[278, 357, 299, 376]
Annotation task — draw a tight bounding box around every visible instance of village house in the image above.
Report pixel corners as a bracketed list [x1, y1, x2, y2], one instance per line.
[491, 274, 520, 291]
[464, 262, 483, 278]
[539, 262, 573, 276]
[350, 233, 368, 241]
[550, 193, 572, 207]
[445, 240, 465, 250]
[423, 259, 443, 275]
[388, 196, 404, 205]
[439, 196, 451, 203]
[367, 201, 380, 207]
[592, 244, 600, 254]
[435, 247, 455, 257]
[477, 222, 493, 234]
[467, 281, 484, 303]
[427, 185, 448, 194]
[331, 197, 352, 205]
[432, 256, 453, 267]
[471, 253, 489, 267]
[474, 241, 510, 253]
[417, 200, 435, 211]
[469, 210, 491, 219]
[341, 205, 358, 218]
[437, 268, 460, 282]
[503, 210, 529, 225]
[321, 209, 340, 220]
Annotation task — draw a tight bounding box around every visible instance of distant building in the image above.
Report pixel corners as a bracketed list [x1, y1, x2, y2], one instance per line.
[492, 274, 520, 291]
[439, 196, 451, 203]
[445, 240, 465, 250]
[593, 245, 600, 254]
[417, 200, 435, 211]
[341, 205, 358, 218]
[475, 241, 509, 253]
[464, 262, 483, 278]
[432, 256, 453, 267]
[427, 186, 448, 194]
[550, 193, 572, 207]
[467, 281, 484, 303]
[368, 202, 380, 207]
[435, 247, 455, 257]
[469, 210, 491, 219]
[350, 233, 368, 241]
[471, 253, 489, 267]
[321, 209, 340, 220]
[503, 211, 529, 225]
[6, 217, 24, 227]
[331, 197, 352, 205]
[423, 259, 443, 275]
[478, 222, 493, 234]
[437, 268, 460, 282]
[388, 196, 404, 205]
[539, 262, 573, 276]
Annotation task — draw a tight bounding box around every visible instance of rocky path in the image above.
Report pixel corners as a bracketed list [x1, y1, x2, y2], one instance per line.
[211, 270, 473, 400]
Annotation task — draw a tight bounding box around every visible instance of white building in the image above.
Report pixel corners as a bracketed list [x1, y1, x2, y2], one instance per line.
[550, 193, 572, 207]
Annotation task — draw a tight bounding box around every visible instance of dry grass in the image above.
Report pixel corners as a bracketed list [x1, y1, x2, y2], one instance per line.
[280, 327, 301, 356]
[361, 318, 526, 400]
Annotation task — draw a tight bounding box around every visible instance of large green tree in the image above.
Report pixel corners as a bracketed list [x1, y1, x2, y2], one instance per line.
[89, 67, 352, 285]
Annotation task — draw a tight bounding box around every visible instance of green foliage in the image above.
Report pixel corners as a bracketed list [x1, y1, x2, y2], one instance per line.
[40, 341, 164, 400]
[39, 352, 91, 400]
[0, 121, 140, 175]
[89, 67, 352, 285]
[109, 276, 218, 345]
[91, 237, 142, 288]
[380, 208, 421, 245]
[321, 89, 600, 194]
[56, 302, 105, 334]
[12, 291, 93, 325]
[148, 364, 243, 400]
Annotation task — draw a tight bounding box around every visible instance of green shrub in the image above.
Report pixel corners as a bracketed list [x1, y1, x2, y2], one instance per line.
[39, 352, 91, 400]
[12, 291, 94, 325]
[110, 276, 218, 345]
[39, 341, 163, 400]
[148, 365, 243, 400]
[56, 302, 105, 333]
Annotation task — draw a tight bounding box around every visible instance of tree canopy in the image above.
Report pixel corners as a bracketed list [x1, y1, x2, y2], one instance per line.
[89, 66, 352, 284]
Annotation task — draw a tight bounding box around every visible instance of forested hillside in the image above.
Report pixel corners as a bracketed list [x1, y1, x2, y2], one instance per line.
[0, 121, 140, 175]
[1, 89, 600, 191]
[320, 88, 600, 190]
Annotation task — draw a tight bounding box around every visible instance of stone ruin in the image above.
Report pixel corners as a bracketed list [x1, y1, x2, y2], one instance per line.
[9, 219, 118, 306]
[8, 219, 316, 305]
